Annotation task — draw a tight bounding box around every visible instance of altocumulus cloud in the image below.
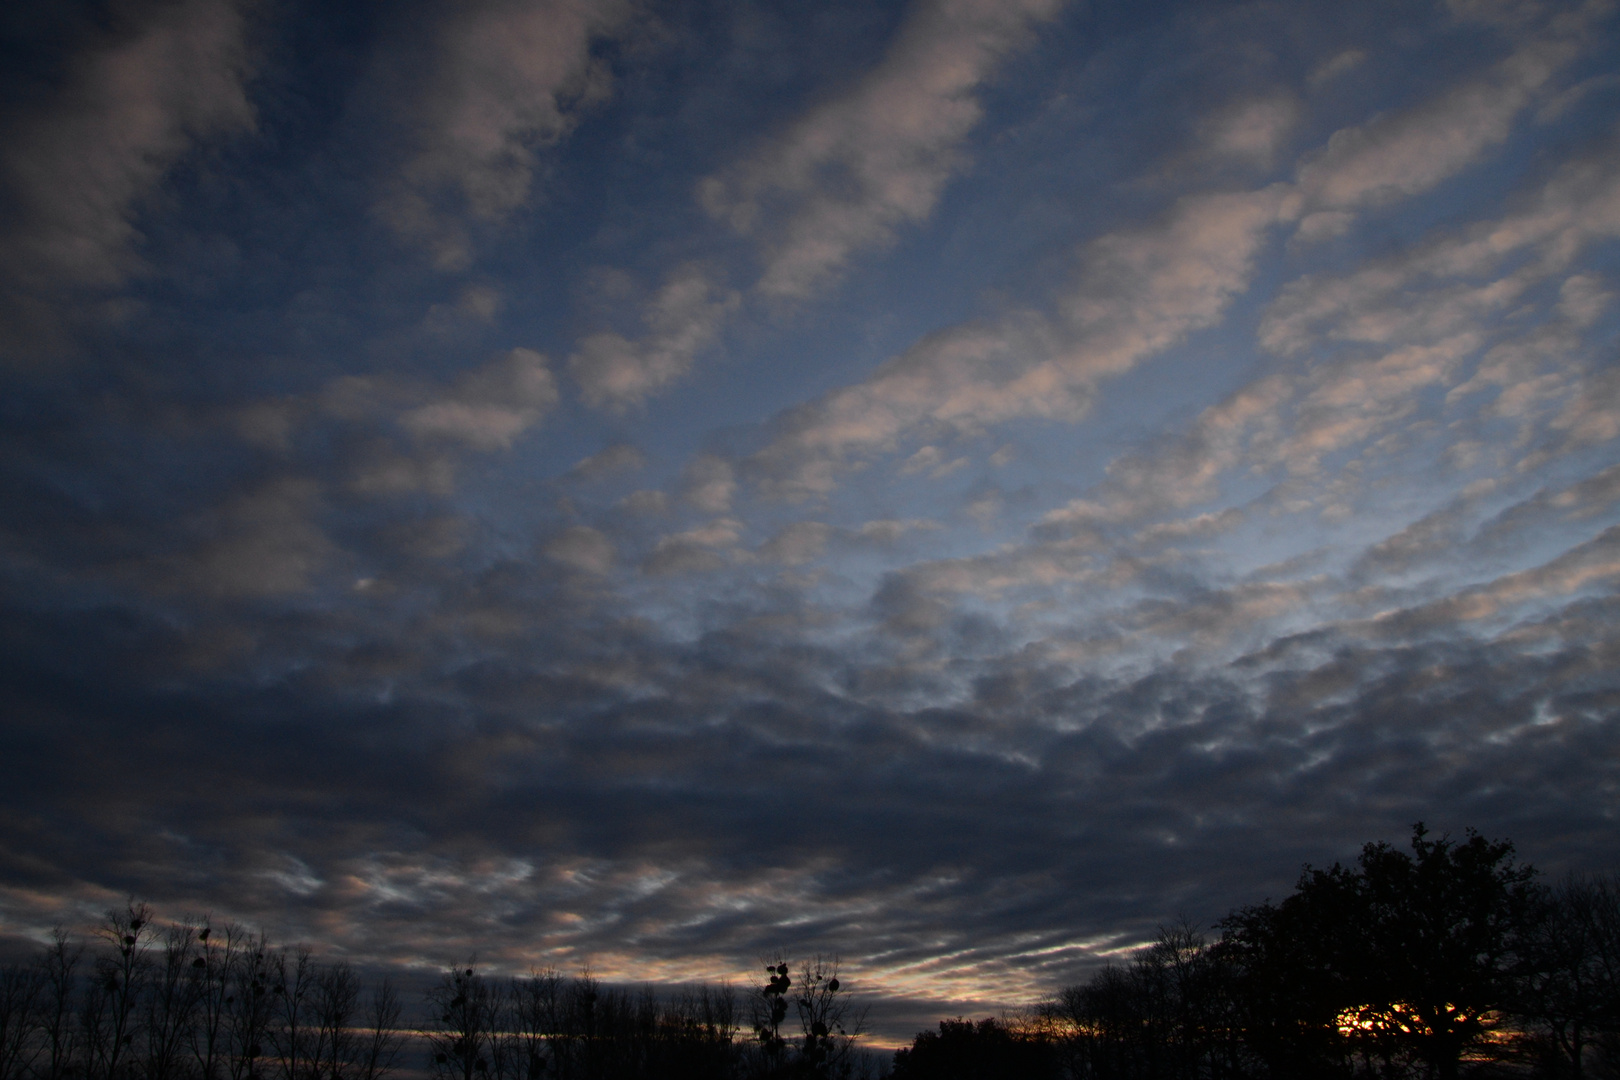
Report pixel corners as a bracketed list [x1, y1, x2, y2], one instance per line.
[1, 0, 1619, 1046]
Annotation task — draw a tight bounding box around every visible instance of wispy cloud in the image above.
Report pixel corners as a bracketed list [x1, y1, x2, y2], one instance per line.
[1291, 2, 1605, 242]
[701, 0, 1065, 301]
[566, 0, 1064, 410]
[377, 0, 628, 269]
[0, 0, 256, 290]
[749, 185, 1293, 499]
[570, 264, 741, 410]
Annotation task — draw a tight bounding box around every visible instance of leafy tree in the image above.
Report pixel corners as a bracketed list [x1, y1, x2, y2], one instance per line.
[1220, 823, 1538, 1080]
[1219, 865, 1368, 1078]
[1349, 824, 1536, 1077]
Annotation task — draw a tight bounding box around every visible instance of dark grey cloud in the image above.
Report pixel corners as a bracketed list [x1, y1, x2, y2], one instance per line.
[3, 0, 1620, 1051]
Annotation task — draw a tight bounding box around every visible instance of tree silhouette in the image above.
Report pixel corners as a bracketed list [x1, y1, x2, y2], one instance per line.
[35, 929, 81, 1080]
[425, 964, 500, 1080]
[1045, 921, 1242, 1080]
[891, 1017, 1055, 1080]
[1220, 823, 1537, 1079]
[0, 953, 44, 1080]
[1516, 872, 1620, 1078]
[748, 956, 864, 1079]
[87, 902, 155, 1080]
[356, 979, 405, 1080]
[8, 837, 1606, 1080]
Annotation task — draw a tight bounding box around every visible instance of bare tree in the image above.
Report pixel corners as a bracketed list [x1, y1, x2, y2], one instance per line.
[425, 964, 501, 1080]
[1518, 872, 1620, 1079]
[222, 932, 275, 1080]
[354, 980, 404, 1080]
[0, 958, 43, 1080]
[143, 920, 202, 1080]
[86, 902, 155, 1080]
[35, 929, 81, 1080]
[657, 981, 738, 1080]
[264, 949, 315, 1080]
[190, 922, 244, 1080]
[749, 955, 865, 1079]
[508, 970, 562, 1080]
[790, 956, 864, 1079]
[308, 965, 359, 1080]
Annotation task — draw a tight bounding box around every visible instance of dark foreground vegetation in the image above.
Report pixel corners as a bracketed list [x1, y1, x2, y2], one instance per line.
[1, 826, 1615, 1080]
[896, 826, 1620, 1080]
[0, 911, 869, 1080]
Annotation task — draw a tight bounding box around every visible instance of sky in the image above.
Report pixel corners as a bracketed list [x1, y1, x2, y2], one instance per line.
[2, 0, 1619, 1046]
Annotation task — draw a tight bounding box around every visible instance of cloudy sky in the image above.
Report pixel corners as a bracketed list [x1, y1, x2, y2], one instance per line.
[2, 0, 1619, 1044]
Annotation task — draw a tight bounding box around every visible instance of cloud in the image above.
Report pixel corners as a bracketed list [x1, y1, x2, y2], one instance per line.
[757, 517, 942, 568]
[1356, 463, 1620, 585]
[1261, 146, 1620, 356]
[232, 348, 560, 498]
[1550, 365, 1620, 448]
[399, 347, 559, 450]
[570, 265, 741, 410]
[700, 0, 1065, 301]
[381, 516, 469, 561]
[564, 0, 1063, 413]
[750, 185, 1293, 499]
[1368, 523, 1620, 634]
[1277, 335, 1480, 476]
[545, 525, 616, 575]
[6, 0, 1620, 1046]
[163, 478, 337, 599]
[346, 446, 458, 498]
[643, 519, 744, 576]
[568, 443, 648, 482]
[1291, 8, 1605, 242]
[6, 487, 1620, 1037]
[377, 0, 628, 269]
[759, 522, 833, 567]
[682, 455, 737, 514]
[1051, 141, 1620, 536]
[1198, 94, 1301, 166]
[618, 489, 671, 516]
[898, 445, 969, 478]
[0, 0, 255, 292]
[1351, 486, 1498, 582]
[1308, 49, 1367, 88]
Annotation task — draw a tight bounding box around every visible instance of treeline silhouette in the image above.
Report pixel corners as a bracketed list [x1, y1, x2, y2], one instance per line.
[0, 908, 408, 1080]
[0, 909, 870, 1080]
[2, 826, 1615, 1080]
[418, 954, 865, 1080]
[894, 825, 1620, 1080]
